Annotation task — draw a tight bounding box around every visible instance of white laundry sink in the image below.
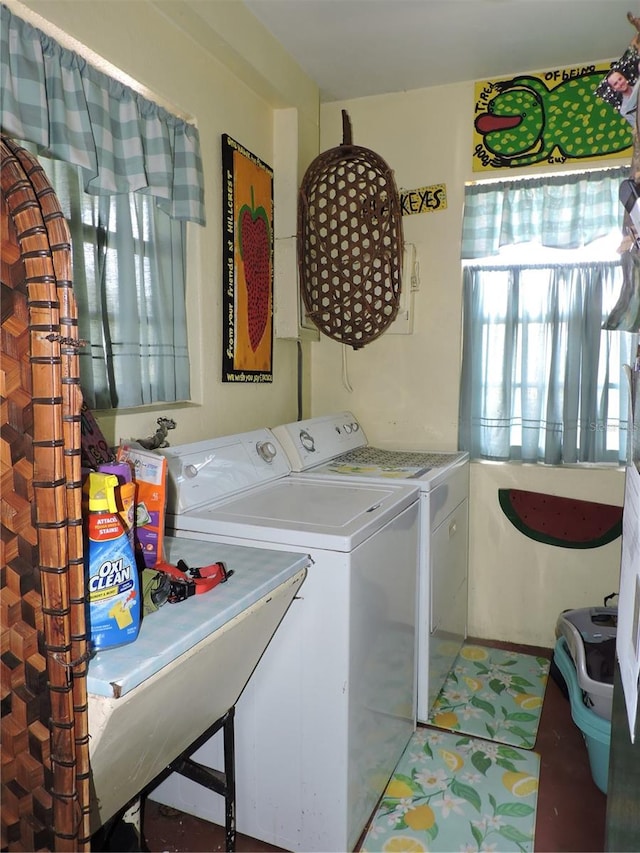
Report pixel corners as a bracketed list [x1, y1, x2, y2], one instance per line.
[87, 538, 308, 831]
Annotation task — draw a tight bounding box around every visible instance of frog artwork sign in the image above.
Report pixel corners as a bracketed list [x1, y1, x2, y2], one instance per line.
[472, 62, 634, 172]
[222, 134, 274, 383]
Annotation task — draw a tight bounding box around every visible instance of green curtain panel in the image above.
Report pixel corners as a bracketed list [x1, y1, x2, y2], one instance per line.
[461, 168, 627, 259]
[0, 3, 205, 225]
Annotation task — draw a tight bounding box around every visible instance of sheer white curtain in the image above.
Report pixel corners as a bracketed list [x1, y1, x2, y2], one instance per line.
[459, 262, 635, 463]
[42, 158, 191, 408]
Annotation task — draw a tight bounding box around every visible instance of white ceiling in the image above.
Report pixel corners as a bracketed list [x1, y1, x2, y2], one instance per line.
[242, 0, 640, 102]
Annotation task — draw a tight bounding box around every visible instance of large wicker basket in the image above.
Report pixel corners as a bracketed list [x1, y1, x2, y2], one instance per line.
[297, 111, 404, 349]
[1, 135, 90, 851]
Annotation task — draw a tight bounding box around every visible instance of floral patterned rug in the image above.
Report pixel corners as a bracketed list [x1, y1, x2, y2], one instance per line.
[426, 644, 550, 749]
[361, 728, 540, 853]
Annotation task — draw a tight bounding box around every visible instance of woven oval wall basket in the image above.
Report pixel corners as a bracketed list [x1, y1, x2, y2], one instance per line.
[1, 134, 91, 851]
[298, 110, 404, 349]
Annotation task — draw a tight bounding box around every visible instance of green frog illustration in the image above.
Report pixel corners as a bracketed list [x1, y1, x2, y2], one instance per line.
[474, 73, 633, 168]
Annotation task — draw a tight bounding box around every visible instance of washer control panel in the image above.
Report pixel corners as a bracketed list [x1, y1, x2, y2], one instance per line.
[158, 429, 291, 513]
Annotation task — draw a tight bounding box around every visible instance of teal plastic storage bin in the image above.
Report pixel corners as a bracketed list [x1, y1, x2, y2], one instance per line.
[553, 637, 611, 794]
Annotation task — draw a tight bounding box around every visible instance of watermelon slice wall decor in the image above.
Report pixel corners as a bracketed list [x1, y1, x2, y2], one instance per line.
[498, 489, 623, 549]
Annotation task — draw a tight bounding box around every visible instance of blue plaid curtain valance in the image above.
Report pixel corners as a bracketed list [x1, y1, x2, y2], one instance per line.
[461, 167, 627, 259]
[0, 3, 205, 225]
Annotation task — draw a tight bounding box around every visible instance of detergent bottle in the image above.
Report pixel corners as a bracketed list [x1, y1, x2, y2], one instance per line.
[86, 472, 141, 651]
[98, 461, 137, 551]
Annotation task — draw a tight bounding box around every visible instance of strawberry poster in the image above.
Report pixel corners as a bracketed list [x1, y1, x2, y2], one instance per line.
[222, 134, 273, 382]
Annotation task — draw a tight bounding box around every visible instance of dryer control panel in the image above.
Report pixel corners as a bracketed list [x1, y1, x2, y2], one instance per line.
[271, 411, 367, 471]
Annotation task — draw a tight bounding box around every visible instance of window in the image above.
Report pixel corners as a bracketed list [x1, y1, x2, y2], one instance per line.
[459, 169, 638, 465]
[1, 4, 206, 409]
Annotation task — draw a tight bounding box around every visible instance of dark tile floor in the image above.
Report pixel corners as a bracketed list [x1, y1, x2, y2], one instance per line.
[142, 640, 607, 852]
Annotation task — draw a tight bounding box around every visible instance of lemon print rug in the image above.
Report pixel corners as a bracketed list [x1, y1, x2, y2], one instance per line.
[361, 728, 539, 853]
[427, 644, 549, 749]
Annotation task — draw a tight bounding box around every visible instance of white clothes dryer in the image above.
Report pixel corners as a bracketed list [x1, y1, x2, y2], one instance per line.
[148, 428, 420, 853]
[271, 411, 469, 722]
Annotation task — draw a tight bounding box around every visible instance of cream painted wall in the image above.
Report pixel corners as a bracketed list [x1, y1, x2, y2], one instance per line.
[16, 0, 319, 447]
[317, 86, 626, 647]
[470, 464, 623, 646]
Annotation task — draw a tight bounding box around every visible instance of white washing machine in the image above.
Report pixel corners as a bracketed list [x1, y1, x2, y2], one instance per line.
[271, 411, 469, 722]
[148, 428, 420, 853]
